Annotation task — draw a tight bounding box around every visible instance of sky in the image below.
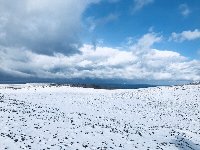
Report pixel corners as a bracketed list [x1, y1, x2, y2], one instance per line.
[0, 0, 200, 84]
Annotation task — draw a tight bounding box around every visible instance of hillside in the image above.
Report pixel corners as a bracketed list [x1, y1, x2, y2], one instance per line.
[0, 84, 200, 150]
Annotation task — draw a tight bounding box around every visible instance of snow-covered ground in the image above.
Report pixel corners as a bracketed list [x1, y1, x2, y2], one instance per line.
[0, 84, 200, 150]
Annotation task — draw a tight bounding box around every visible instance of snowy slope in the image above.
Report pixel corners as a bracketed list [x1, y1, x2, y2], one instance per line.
[0, 84, 200, 150]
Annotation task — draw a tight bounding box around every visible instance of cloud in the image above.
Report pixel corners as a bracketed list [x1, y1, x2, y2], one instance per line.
[1, 1, 199, 83]
[179, 3, 190, 17]
[197, 49, 200, 56]
[87, 13, 119, 32]
[0, 0, 99, 55]
[130, 33, 162, 54]
[1, 33, 199, 82]
[170, 29, 200, 42]
[132, 0, 154, 13]
[107, 0, 120, 3]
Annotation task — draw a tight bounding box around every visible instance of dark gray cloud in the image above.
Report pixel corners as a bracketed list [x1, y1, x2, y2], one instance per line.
[0, 0, 98, 55]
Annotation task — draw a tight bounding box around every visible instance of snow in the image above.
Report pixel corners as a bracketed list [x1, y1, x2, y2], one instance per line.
[0, 84, 200, 150]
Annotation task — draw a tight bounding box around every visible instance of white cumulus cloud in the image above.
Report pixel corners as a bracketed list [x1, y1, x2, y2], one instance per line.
[0, 33, 199, 82]
[170, 29, 200, 42]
